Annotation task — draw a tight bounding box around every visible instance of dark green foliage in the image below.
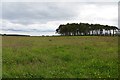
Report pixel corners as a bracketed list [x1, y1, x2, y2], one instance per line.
[56, 22, 119, 36]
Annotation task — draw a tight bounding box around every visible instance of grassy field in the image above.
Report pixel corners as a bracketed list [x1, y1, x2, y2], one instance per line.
[2, 36, 118, 78]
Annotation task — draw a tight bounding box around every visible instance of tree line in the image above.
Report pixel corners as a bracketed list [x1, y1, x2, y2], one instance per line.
[56, 23, 119, 36]
[0, 34, 30, 37]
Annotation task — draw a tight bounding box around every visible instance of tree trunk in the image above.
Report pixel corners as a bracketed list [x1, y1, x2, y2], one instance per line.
[113, 29, 114, 36]
[109, 30, 111, 36]
[92, 30, 93, 36]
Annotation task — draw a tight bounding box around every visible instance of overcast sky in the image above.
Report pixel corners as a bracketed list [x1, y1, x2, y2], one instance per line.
[1, 0, 119, 36]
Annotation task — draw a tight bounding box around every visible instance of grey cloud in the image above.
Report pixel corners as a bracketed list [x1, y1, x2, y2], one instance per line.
[2, 28, 54, 32]
[2, 0, 120, 2]
[2, 2, 79, 24]
[2, 28, 26, 32]
[2, 2, 117, 25]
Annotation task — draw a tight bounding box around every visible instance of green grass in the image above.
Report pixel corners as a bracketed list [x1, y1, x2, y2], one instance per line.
[2, 36, 119, 78]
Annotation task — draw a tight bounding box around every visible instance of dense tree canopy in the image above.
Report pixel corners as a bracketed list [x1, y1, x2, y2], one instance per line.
[56, 23, 119, 36]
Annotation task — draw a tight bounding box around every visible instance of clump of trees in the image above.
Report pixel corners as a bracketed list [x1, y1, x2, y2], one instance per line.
[56, 23, 119, 36]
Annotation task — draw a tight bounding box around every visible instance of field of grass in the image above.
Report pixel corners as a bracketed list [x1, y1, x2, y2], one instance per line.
[2, 36, 118, 78]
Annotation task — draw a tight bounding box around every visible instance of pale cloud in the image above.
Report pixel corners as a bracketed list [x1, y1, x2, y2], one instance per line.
[76, 3, 118, 26]
[2, 0, 120, 2]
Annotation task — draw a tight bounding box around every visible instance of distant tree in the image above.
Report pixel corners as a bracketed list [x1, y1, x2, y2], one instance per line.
[56, 22, 119, 36]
